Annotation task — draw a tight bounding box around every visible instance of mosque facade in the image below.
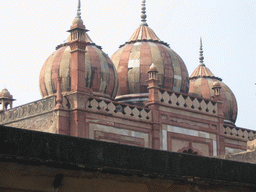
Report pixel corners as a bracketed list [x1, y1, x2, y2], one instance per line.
[0, 0, 255, 157]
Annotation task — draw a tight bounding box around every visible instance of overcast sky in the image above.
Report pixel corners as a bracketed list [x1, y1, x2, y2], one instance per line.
[0, 0, 255, 130]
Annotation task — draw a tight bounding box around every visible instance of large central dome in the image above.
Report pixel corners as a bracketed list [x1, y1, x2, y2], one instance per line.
[111, 0, 189, 99]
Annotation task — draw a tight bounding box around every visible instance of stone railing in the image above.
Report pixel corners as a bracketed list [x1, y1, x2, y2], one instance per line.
[158, 89, 218, 115]
[223, 125, 256, 141]
[86, 98, 151, 121]
[0, 96, 56, 124]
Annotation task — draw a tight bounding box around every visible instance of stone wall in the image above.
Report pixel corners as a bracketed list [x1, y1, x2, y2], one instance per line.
[5, 112, 57, 133]
[0, 96, 57, 133]
[220, 150, 256, 164]
[1, 126, 256, 191]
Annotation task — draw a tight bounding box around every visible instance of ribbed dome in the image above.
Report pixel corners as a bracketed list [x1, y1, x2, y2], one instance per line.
[189, 76, 237, 124]
[120, 25, 169, 46]
[111, 17, 189, 98]
[189, 40, 237, 123]
[190, 64, 216, 79]
[40, 33, 118, 99]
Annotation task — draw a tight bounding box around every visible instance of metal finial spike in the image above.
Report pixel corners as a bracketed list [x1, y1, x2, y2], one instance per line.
[76, 0, 81, 18]
[199, 37, 205, 66]
[141, 0, 148, 26]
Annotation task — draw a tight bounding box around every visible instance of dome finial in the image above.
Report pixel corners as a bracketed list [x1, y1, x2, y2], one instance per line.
[199, 37, 205, 66]
[72, 0, 84, 25]
[76, 0, 81, 19]
[141, 0, 148, 26]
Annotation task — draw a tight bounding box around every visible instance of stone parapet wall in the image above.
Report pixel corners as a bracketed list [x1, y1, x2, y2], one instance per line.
[158, 89, 218, 115]
[86, 97, 151, 122]
[0, 96, 56, 125]
[4, 112, 57, 133]
[223, 124, 256, 141]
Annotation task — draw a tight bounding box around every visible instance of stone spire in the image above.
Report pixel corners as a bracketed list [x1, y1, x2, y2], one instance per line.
[141, 0, 148, 26]
[199, 37, 205, 66]
[76, 0, 81, 19]
[72, 0, 84, 26]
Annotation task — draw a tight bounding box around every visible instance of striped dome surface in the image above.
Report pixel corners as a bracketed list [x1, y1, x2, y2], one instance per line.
[189, 65, 237, 123]
[129, 25, 160, 42]
[111, 26, 189, 96]
[40, 34, 118, 99]
[190, 64, 215, 79]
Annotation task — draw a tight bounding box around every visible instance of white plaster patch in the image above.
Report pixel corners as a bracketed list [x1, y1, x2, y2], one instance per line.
[128, 59, 140, 68]
[174, 75, 182, 80]
[225, 147, 246, 154]
[134, 42, 142, 46]
[225, 147, 234, 154]
[167, 126, 210, 138]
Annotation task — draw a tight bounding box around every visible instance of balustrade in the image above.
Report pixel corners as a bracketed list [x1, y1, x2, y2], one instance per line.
[87, 98, 151, 121]
[223, 125, 256, 141]
[158, 89, 217, 115]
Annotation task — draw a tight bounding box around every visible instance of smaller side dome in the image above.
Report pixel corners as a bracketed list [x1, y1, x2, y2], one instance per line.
[0, 88, 15, 111]
[39, 0, 118, 99]
[189, 39, 237, 124]
[0, 88, 12, 99]
[40, 34, 118, 99]
[189, 78, 237, 124]
[72, 17, 83, 25]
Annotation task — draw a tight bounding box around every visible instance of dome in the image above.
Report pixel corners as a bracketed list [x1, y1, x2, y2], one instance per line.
[189, 77, 237, 124]
[189, 40, 237, 123]
[0, 88, 12, 98]
[72, 17, 83, 25]
[111, 2, 189, 99]
[40, 33, 118, 99]
[39, 19, 118, 99]
[40, 1, 118, 99]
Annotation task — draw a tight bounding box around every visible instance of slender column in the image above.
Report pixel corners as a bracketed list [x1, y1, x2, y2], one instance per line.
[55, 77, 64, 109]
[212, 83, 225, 155]
[55, 77, 70, 135]
[146, 64, 161, 149]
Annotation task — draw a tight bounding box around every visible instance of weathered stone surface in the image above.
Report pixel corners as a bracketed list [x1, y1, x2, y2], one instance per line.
[220, 149, 256, 164]
[0, 125, 256, 191]
[0, 96, 55, 124]
[5, 112, 57, 133]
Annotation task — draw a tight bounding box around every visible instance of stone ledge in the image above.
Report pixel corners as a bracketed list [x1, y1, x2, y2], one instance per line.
[0, 125, 256, 188]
